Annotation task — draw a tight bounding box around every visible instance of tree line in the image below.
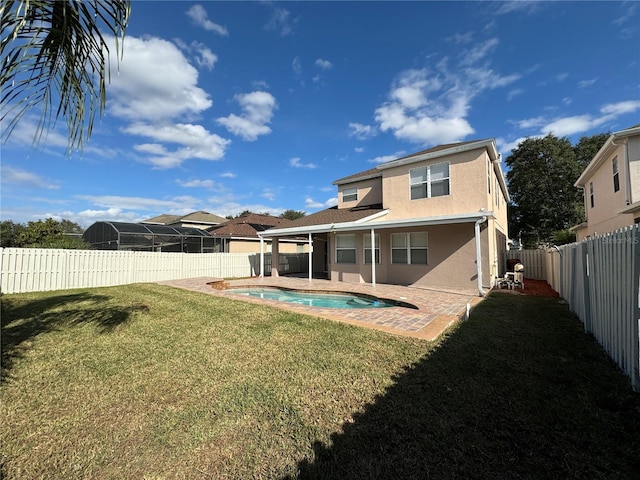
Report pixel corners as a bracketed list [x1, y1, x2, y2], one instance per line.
[1, 219, 88, 249]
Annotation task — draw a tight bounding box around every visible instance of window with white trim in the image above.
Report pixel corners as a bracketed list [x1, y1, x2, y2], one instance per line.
[335, 234, 356, 264]
[391, 232, 428, 264]
[613, 157, 620, 192]
[342, 187, 358, 203]
[410, 162, 450, 200]
[363, 234, 380, 264]
[589, 182, 594, 208]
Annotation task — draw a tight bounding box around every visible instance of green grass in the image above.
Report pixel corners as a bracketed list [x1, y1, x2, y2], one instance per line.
[1, 285, 639, 479]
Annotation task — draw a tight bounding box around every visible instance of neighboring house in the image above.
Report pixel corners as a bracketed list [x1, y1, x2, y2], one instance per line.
[258, 139, 510, 294]
[572, 125, 640, 241]
[207, 213, 308, 254]
[142, 210, 226, 230]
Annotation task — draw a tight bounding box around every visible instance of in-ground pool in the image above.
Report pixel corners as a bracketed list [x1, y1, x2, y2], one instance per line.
[228, 287, 401, 309]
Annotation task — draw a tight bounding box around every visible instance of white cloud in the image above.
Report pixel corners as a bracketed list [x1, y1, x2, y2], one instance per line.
[124, 123, 230, 168]
[261, 188, 278, 201]
[578, 78, 598, 88]
[556, 72, 569, 82]
[305, 196, 337, 209]
[191, 42, 218, 70]
[292, 56, 303, 79]
[507, 88, 524, 101]
[186, 4, 228, 36]
[460, 37, 499, 66]
[373, 52, 519, 145]
[265, 7, 296, 36]
[354, 147, 364, 153]
[289, 157, 317, 169]
[516, 116, 546, 129]
[177, 179, 215, 189]
[540, 100, 640, 137]
[217, 91, 277, 141]
[315, 58, 333, 70]
[496, 136, 533, 154]
[368, 151, 407, 164]
[495, 1, 540, 16]
[1, 166, 59, 189]
[76, 195, 198, 212]
[349, 122, 377, 140]
[107, 35, 212, 121]
[220, 172, 237, 178]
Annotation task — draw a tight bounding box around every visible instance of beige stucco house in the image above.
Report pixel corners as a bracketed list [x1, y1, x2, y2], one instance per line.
[258, 139, 510, 295]
[142, 210, 226, 230]
[572, 125, 640, 241]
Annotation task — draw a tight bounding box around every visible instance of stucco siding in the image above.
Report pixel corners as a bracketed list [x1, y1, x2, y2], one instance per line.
[628, 136, 640, 204]
[326, 223, 491, 291]
[338, 177, 383, 209]
[380, 148, 490, 220]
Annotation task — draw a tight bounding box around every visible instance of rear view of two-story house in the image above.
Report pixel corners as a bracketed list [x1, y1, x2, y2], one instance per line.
[258, 139, 510, 294]
[573, 125, 640, 241]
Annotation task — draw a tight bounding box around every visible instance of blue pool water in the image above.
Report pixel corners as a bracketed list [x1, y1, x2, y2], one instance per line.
[228, 288, 397, 309]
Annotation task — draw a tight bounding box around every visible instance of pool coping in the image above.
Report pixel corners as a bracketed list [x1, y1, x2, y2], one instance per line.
[158, 276, 483, 341]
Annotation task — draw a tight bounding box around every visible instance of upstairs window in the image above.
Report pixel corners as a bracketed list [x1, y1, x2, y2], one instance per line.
[410, 162, 450, 200]
[613, 157, 620, 192]
[335, 234, 356, 264]
[391, 232, 428, 264]
[342, 187, 358, 203]
[589, 182, 595, 208]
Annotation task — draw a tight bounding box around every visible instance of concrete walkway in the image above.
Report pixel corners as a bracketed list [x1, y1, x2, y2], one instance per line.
[157, 276, 483, 341]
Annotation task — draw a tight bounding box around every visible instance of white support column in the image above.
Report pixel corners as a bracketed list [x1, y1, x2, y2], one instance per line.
[370, 228, 376, 288]
[308, 233, 313, 282]
[259, 236, 264, 277]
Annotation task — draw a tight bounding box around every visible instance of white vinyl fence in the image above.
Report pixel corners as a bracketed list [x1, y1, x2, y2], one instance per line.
[506, 225, 640, 391]
[0, 248, 308, 294]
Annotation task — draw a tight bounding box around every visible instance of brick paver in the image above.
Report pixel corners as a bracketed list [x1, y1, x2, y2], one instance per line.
[157, 276, 483, 340]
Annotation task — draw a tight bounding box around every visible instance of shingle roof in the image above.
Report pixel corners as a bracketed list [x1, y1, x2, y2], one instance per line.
[284, 204, 386, 228]
[141, 214, 181, 225]
[178, 210, 226, 224]
[208, 213, 294, 238]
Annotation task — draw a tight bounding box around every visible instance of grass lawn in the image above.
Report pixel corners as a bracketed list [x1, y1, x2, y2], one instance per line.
[1, 284, 639, 479]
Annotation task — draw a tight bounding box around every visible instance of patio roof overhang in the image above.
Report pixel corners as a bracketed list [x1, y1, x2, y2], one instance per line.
[257, 211, 493, 238]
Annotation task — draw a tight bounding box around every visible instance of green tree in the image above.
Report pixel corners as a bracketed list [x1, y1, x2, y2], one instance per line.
[0, 220, 25, 247]
[574, 132, 609, 170]
[280, 209, 306, 221]
[506, 134, 584, 245]
[15, 218, 87, 248]
[1, 0, 130, 152]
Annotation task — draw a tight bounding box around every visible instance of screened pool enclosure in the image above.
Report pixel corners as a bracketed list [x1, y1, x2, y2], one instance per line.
[83, 222, 216, 253]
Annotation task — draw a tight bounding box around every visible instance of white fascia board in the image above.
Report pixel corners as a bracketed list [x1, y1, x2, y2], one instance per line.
[376, 139, 497, 171]
[259, 211, 491, 237]
[617, 200, 640, 215]
[354, 209, 390, 223]
[333, 172, 382, 186]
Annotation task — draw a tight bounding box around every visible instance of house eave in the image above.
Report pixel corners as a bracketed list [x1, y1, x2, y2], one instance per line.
[258, 211, 492, 237]
[376, 139, 498, 171]
[617, 200, 640, 215]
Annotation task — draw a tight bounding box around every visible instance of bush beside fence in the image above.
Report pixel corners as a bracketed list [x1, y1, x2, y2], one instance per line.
[0, 248, 308, 294]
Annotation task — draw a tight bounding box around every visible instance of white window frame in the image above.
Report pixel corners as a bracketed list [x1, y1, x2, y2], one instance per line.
[342, 187, 358, 203]
[391, 232, 428, 265]
[410, 162, 450, 200]
[335, 234, 357, 264]
[613, 157, 620, 192]
[589, 182, 594, 208]
[363, 234, 381, 264]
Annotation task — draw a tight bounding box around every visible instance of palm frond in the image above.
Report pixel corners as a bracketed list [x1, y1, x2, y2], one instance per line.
[1, 0, 131, 153]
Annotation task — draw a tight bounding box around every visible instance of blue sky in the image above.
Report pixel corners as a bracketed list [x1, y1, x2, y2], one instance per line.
[1, 0, 639, 228]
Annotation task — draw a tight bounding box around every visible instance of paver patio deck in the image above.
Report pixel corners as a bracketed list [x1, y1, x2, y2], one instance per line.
[157, 276, 484, 340]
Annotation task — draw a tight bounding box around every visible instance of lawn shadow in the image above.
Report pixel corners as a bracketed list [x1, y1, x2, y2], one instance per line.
[1, 292, 148, 383]
[286, 294, 640, 480]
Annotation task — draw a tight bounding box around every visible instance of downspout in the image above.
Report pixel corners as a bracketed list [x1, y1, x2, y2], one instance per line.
[475, 215, 487, 297]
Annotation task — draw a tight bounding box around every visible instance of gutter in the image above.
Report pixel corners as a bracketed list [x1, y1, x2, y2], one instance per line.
[475, 215, 488, 297]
